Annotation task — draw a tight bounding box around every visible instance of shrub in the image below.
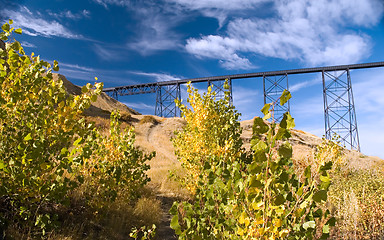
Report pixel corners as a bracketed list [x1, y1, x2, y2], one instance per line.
[76, 111, 154, 208]
[170, 82, 335, 239]
[0, 20, 102, 236]
[139, 115, 159, 125]
[0, 21, 155, 238]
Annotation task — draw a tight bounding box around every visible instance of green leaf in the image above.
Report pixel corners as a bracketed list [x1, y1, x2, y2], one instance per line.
[24, 133, 32, 141]
[81, 85, 88, 93]
[320, 161, 333, 171]
[249, 175, 262, 188]
[252, 140, 268, 153]
[2, 23, 10, 32]
[53, 60, 59, 71]
[90, 94, 97, 102]
[278, 141, 292, 159]
[253, 117, 269, 135]
[320, 175, 331, 183]
[326, 217, 336, 226]
[280, 89, 291, 106]
[263, 112, 271, 120]
[274, 194, 285, 205]
[303, 221, 316, 230]
[280, 112, 295, 129]
[304, 166, 311, 179]
[322, 224, 330, 234]
[0, 160, 4, 170]
[14, 28, 22, 34]
[261, 103, 271, 116]
[170, 215, 181, 235]
[313, 190, 327, 203]
[275, 127, 291, 140]
[73, 137, 83, 146]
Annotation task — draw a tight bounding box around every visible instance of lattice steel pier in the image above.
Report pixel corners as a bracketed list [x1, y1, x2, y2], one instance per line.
[322, 69, 360, 151]
[263, 74, 289, 122]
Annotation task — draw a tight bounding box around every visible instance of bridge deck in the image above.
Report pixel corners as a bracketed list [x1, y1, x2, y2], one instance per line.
[103, 61, 384, 92]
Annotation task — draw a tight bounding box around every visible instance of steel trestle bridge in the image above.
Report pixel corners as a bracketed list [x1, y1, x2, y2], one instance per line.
[104, 61, 384, 152]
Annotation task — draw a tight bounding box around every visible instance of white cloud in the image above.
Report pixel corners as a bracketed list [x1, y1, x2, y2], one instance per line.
[92, 0, 131, 9]
[128, 7, 183, 55]
[166, 0, 270, 26]
[167, 0, 268, 10]
[128, 71, 182, 82]
[185, 0, 384, 69]
[290, 76, 321, 92]
[47, 9, 90, 20]
[121, 102, 154, 111]
[1, 6, 83, 39]
[57, 62, 139, 85]
[91, 1, 184, 55]
[186, 35, 255, 70]
[20, 41, 36, 48]
[93, 44, 123, 61]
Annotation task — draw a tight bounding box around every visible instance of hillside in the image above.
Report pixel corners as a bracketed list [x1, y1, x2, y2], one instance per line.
[54, 73, 140, 118]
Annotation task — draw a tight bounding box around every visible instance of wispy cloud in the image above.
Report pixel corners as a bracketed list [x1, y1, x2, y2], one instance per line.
[166, 0, 270, 27]
[91, 0, 186, 56]
[186, 35, 255, 70]
[92, 44, 125, 61]
[290, 76, 322, 92]
[127, 5, 184, 55]
[20, 41, 36, 48]
[128, 71, 182, 82]
[121, 102, 154, 111]
[57, 62, 139, 85]
[0, 6, 83, 39]
[185, 0, 384, 69]
[92, 0, 132, 9]
[47, 9, 90, 20]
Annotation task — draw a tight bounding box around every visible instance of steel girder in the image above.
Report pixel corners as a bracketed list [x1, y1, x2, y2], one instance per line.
[155, 84, 181, 117]
[263, 74, 290, 122]
[322, 69, 360, 151]
[105, 84, 157, 100]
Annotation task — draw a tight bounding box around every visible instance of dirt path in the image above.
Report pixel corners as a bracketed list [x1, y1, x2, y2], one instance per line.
[133, 118, 183, 240]
[155, 195, 178, 240]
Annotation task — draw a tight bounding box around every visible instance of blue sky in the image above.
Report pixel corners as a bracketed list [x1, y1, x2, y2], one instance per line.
[1, 0, 384, 158]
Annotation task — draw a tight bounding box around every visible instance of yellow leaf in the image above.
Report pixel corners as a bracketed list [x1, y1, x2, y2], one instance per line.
[239, 211, 247, 225]
[237, 227, 245, 236]
[272, 218, 282, 228]
[256, 218, 264, 225]
[279, 229, 289, 238]
[252, 201, 264, 210]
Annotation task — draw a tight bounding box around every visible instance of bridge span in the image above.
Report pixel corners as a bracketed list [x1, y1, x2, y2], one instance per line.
[103, 61, 384, 152]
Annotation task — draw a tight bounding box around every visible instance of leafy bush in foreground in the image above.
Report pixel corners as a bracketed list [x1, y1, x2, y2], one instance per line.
[171, 81, 335, 239]
[0, 21, 154, 238]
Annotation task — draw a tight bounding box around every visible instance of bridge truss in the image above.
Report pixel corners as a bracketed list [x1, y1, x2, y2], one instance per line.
[103, 61, 384, 151]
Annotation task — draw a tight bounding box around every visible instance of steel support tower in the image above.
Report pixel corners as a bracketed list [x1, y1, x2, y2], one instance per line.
[155, 83, 181, 117]
[263, 74, 289, 122]
[207, 78, 233, 104]
[322, 69, 360, 151]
